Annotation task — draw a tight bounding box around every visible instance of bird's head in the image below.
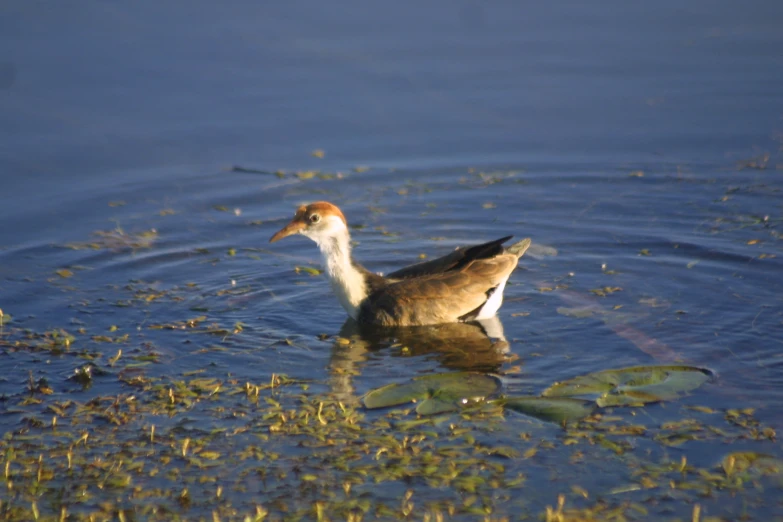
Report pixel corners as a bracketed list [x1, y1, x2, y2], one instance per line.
[269, 201, 348, 244]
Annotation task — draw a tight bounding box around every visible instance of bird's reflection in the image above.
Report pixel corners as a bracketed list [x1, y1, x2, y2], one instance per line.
[327, 316, 514, 402]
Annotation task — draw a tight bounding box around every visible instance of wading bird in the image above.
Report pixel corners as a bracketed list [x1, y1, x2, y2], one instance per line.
[270, 202, 531, 326]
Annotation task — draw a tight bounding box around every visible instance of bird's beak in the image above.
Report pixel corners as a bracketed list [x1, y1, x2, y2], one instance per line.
[269, 219, 306, 243]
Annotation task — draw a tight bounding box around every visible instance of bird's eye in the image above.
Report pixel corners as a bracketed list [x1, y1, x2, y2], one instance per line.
[309, 214, 321, 223]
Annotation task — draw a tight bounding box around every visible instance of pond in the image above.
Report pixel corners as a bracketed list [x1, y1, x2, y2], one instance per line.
[1, 1, 782, 520]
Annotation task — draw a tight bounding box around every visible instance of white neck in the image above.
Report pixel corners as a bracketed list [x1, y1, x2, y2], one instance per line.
[313, 229, 367, 320]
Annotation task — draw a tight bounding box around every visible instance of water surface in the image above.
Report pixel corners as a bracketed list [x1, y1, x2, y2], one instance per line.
[1, 1, 782, 520]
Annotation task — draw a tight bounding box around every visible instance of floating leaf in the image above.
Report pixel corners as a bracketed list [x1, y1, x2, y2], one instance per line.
[589, 286, 622, 297]
[68, 366, 94, 388]
[198, 451, 221, 461]
[362, 372, 501, 415]
[503, 397, 595, 423]
[66, 228, 158, 250]
[415, 398, 459, 416]
[295, 266, 322, 276]
[542, 365, 712, 407]
[720, 452, 783, 476]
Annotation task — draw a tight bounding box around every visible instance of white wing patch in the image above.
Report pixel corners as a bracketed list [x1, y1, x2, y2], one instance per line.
[475, 277, 508, 320]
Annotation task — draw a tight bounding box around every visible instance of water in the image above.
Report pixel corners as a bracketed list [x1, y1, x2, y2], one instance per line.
[1, 1, 782, 520]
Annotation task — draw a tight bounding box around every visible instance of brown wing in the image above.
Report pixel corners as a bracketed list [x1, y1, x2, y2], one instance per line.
[360, 253, 519, 326]
[386, 236, 513, 280]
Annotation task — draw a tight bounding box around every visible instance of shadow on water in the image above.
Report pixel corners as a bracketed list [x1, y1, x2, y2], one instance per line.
[328, 317, 512, 400]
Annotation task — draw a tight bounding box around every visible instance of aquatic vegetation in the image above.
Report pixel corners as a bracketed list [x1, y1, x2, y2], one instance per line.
[294, 265, 323, 276]
[2, 164, 781, 521]
[503, 397, 596, 424]
[65, 227, 159, 251]
[362, 372, 501, 415]
[0, 322, 777, 522]
[542, 365, 713, 407]
[362, 365, 712, 424]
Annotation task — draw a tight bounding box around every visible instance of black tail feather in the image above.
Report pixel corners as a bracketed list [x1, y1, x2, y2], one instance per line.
[452, 236, 512, 271]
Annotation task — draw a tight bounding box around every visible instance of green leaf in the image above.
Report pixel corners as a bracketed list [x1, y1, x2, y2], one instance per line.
[542, 365, 712, 407]
[503, 396, 595, 423]
[416, 398, 457, 415]
[295, 266, 322, 276]
[362, 372, 501, 414]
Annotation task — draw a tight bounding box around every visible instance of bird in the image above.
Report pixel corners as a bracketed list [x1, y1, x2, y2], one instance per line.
[269, 202, 531, 326]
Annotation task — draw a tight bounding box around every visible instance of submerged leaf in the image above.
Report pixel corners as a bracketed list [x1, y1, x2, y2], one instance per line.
[362, 372, 501, 414]
[556, 307, 596, 319]
[503, 397, 595, 423]
[542, 365, 712, 407]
